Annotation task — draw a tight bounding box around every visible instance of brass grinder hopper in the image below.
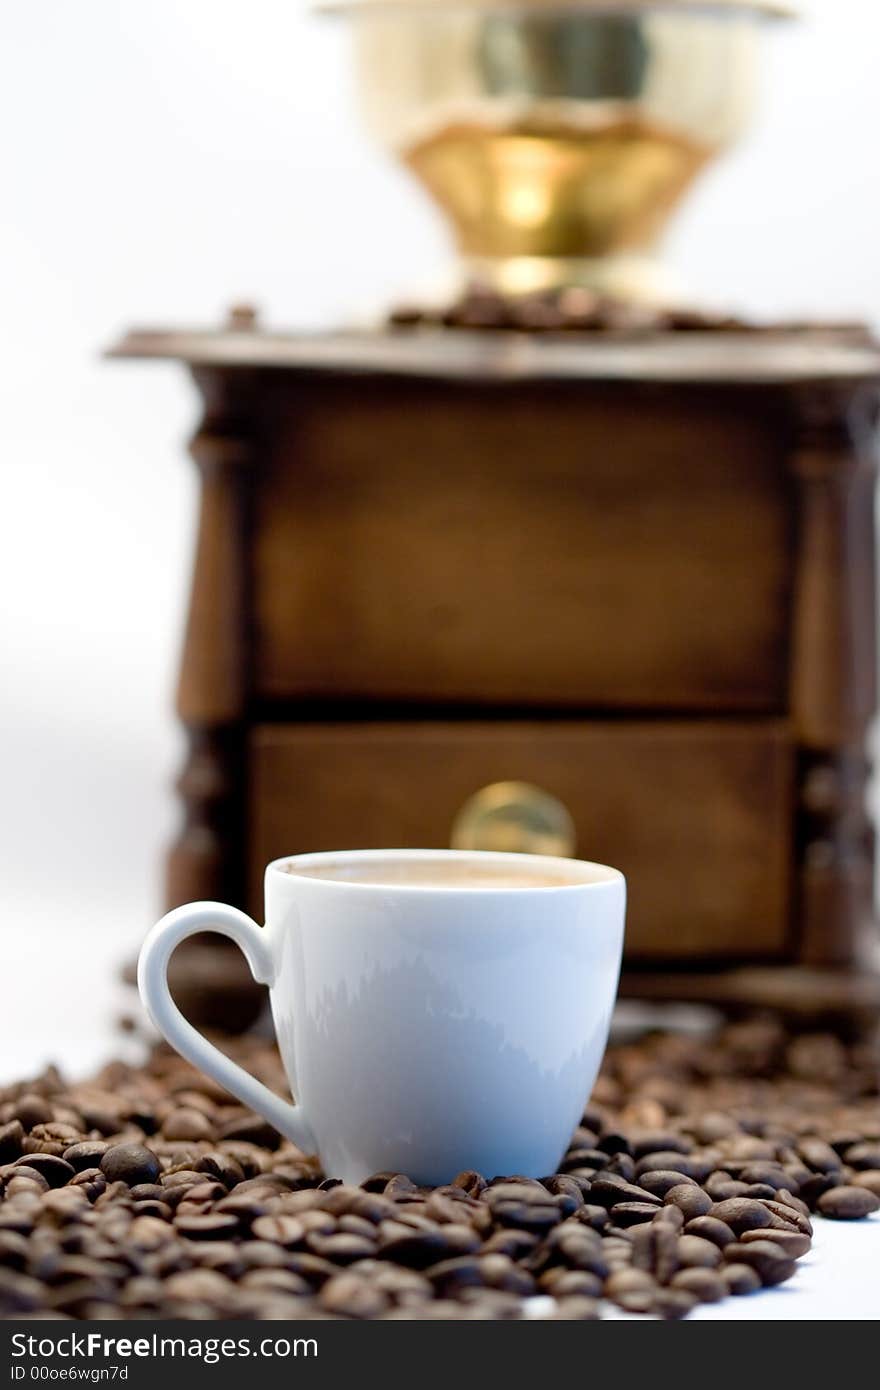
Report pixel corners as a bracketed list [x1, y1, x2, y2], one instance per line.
[324, 0, 793, 303]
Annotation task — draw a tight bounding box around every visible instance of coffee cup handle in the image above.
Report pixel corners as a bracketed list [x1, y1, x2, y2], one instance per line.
[137, 902, 317, 1155]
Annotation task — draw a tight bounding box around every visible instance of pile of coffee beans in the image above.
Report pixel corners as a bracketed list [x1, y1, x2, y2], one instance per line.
[388, 285, 870, 339]
[389, 285, 751, 335]
[1, 1017, 877, 1320]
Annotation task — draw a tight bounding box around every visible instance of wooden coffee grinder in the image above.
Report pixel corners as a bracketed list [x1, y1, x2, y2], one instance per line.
[112, 0, 880, 1032]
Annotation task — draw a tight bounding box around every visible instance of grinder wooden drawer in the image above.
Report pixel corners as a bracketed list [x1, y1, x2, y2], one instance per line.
[253, 377, 793, 711]
[249, 719, 793, 961]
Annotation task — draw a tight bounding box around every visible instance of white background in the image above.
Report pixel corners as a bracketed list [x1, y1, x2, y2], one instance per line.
[0, 0, 878, 1320]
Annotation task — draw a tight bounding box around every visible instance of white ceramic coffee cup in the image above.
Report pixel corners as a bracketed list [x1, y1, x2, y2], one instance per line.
[138, 849, 625, 1185]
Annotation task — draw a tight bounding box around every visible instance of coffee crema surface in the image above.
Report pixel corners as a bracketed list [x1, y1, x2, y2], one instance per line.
[284, 858, 579, 889]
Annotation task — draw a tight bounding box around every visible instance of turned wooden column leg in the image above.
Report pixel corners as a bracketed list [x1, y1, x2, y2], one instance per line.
[166, 367, 255, 910]
[789, 385, 878, 968]
[162, 366, 264, 1032]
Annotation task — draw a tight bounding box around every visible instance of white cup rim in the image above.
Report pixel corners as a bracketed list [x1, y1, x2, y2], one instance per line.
[268, 847, 624, 893]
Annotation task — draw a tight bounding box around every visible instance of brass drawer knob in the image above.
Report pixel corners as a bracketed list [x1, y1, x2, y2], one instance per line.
[451, 781, 576, 858]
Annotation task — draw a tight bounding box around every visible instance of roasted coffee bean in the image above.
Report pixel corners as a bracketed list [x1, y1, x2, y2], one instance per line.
[708, 1198, 774, 1235]
[319, 1272, 389, 1318]
[29, 1121, 81, 1147]
[284, 1253, 342, 1287]
[684, 1216, 736, 1249]
[450, 1170, 486, 1197]
[100, 1145, 160, 1187]
[538, 1267, 602, 1299]
[42, 1188, 90, 1222]
[635, 1152, 702, 1180]
[234, 1240, 286, 1271]
[192, 1152, 245, 1188]
[758, 1199, 811, 1236]
[5, 1170, 50, 1196]
[676, 1235, 722, 1270]
[596, 1129, 631, 1156]
[574, 1205, 610, 1232]
[797, 1139, 842, 1175]
[651, 1204, 684, 1233]
[637, 1170, 697, 1198]
[241, 1268, 311, 1297]
[740, 1228, 811, 1259]
[375, 1229, 458, 1269]
[540, 1175, 584, 1216]
[12, 1153, 75, 1188]
[605, 1153, 637, 1182]
[851, 1171, 880, 1196]
[250, 1215, 305, 1247]
[631, 1132, 690, 1160]
[163, 1269, 237, 1306]
[692, 1113, 739, 1145]
[776, 1190, 812, 1221]
[798, 1172, 837, 1205]
[50, 1255, 129, 1288]
[182, 1180, 227, 1206]
[425, 1255, 483, 1296]
[559, 1148, 607, 1174]
[651, 1289, 699, 1319]
[0, 1230, 30, 1270]
[384, 1174, 419, 1197]
[308, 1233, 376, 1264]
[545, 1223, 609, 1277]
[722, 1262, 762, 1296]
[724, 1240, 796, 1287]
[192, 1242, 246, 1279]
[133, 1198, 173, 1220]
[162, 1108, 215, 1142]
[737, 1164, 791, 1191]
[664, 1184, 712, 1220]
[213, 1144, 267, 1180]
[486, 1183, 561, 1232]
[704, 1173, 749, 1201]
[842, 1143, 880, 1171]
[117, 1275, 169, 1309]
[479, 1228, 537, 1260]
[217, 1115, 279, 1149]
[160, 1169, 203, 1190]
[338, 1213, 378, 1241]
[742, 1183, 778, 1201]
[473, 1253, 530, 1296]
[605, 1267, 658, 1313]
[127, 1183, 166, 1203]
[671, 1268, 726, 1303]
[360, 1172, 398, 1193]
[360, 1263, 432, 1305]
[631, 1221, 679, 1282]
[588, 1175, 661, 1210]
[174, 1213, 240, 1241]
[0, 1120, 24, 1162]
[321, 1186, 395, 1223]
[817, 1185, 880, 1220]
[0, 1268, 49, 1313]
[126, 1216, 173, 1252]
[609, 1202, 661, 1228]
[544, 1295, 601, 1320]
[10, 1096, 53, 1131]
[423, 1193, 469, 1225]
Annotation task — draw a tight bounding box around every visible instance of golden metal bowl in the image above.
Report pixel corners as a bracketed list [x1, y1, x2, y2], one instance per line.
[325, 0, 792, 301]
